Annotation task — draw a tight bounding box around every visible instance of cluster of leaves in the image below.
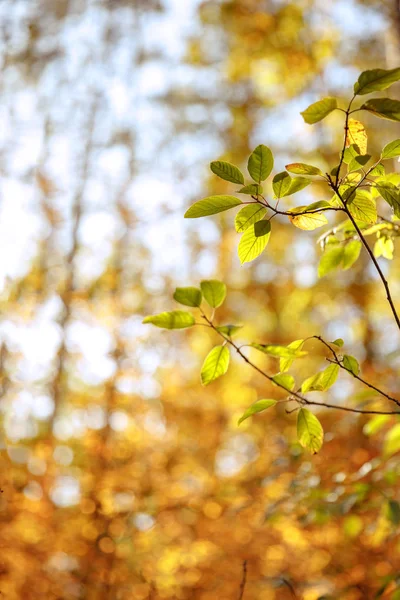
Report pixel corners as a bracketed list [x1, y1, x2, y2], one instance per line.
[145, 67, 400, 455]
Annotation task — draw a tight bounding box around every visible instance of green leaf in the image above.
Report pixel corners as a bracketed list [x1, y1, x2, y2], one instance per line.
[237, 184, 263, 195]
[354, 67, 400, 95]
[280, 339, 305, 373]
[343, 354, 360, 376]
[282, 177, 312, 196]
[251, 343, 307, 359]
[384, 423, 400, 457]
[301, 363, 339, 393]
[143, 311, 195, 329]
[363, 414, 390, 436]
[215, 324, 242, 336]
[381, 139, 400, 159]
[210, 160, 244, 184]
[247, 145, 273, 183]
[200, 280, 226, 308]
[347, 191, 377, 224]
[318, 245, 344, 278]
[271, 373, 295, 391]
[285, 163, 322, 176]
[342, 240, 362, 270]
[361, 98, 400, 122]
[173, 286, 202, 307]
[343, 144, 361, 164]
[377, 183, 400, 218]
[300, 97, 337, 124]
[370, 164, 385, 177]
[288, 207, 328, 231]
[297, 408, 324, 454]
[348, 154, 371, 173]
[332, 339, 344, 347]
[238, 399, 277, 425]
[235, 204, 267, 232]
[201, 345, 230, 385]
[184, 195, 242, 218]
[387, 500, 400, 525]
[272, 171, 291, 198]
[238, 219, 271, 264]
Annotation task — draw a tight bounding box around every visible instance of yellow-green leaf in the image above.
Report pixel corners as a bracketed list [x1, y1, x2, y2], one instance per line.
[342, 240, 362, 270]
[280, 339, 305, 372]
[297, 408, 324, 454]
[282, 177, 312, 196]
[381, 139, 400, 159]
[271, 373, 295, 391]
[251, 343, 307, 359]
[300, 97, 337, 124]
[235, 204, 267, 232]
[343, 354, 360, 376]
[238, 399, 277, 425]
[347, 191, 377, 224]
[238, 219, 271, 264]
[272, 171, 291, 198]
[288, 207, 328, 231]
[200, 280, 226, 308]
[184, 195, 242, 218]
[355, 67, 400, 95]
[143, 311, 195, 329]
[384, 423, 400, 457]
[345, 119, 368, 154]
[286, 163, 322, 176]
[247, 145, 273, 183]
[318, 245, 344, 277]
[210, 161, 244, 184]
[201, 345, 230, 385]
[361, 98, 400, 122]
[173, 287, 202, 307]
[301, 363, 339, 393]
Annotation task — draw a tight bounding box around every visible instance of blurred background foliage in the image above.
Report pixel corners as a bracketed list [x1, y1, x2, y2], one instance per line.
[1, 0, 400, 598]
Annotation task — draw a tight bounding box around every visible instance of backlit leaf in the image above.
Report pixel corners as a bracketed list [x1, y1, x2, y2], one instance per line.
[272, 171, 292, 198]
[286, 163, 322, 176]
[318, 245, 344, 277]
[238, 219, 271, 264]
[237, 184, 262, 195]
[377, 183, 400, 218]
[235, 204, 267, 232]
[342, 240, 362, 270]
[361, 98, 400, 122]
[288, 207, 328, 230]
[343, 354, 360, 376]
[271, 373, 295, 391]
[184, 195, 242, 218]
[354, 67, 400, 95]
[346, 119, 368, 154]
[280, 339, 305, 372]
[300, 97, 337, 124]
[384, 423, 400, 457]
[215, 324, 242, 336]
[251, 343, 307, 359]
[347, 191, 377, 224]
[381, 139, 400, 159]
[201, 345, 230, 385]
[210, 160, 244, 184]
[238, 399, 277, 425]
[173, 287, 202, 307]
[297, 408, 324, 454]
[247, 145, 273, 182]
[200, 280, 226, 308]
[143, 311, 195, 329]
[301, 363, 339, 393]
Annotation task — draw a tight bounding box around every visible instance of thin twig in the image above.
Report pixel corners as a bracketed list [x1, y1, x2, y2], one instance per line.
[238, 560, 248, 600]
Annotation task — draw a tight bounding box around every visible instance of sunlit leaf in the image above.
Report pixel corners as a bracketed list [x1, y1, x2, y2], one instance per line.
[238, 219, 271, 264]
[297, 408, 324, 454]
[237, 184, 263, 195]
[173, 286, 202, 307]
[272, 171, 291, 198]
[374, 237, 394, 260]
[184, 195, 242, 218]
[342, 240, 362, 270]
[300, 97, 337, 124]
[210, 160, 244, 184]
[301, 363, 339, 393]
[280, 340, 305, 373]
[247, 145, 273, 183]
[346, 119, 368, 154]
[363, 414, 390, 436]
[354, 67, 400, 95]
[343, 354, 360, 376]
[283, 177, 312, 196]
[285, 163, 322, 176]
[344, 144, 361, 164]
[381, 139, 400, 159]
[271, 373, 295, 391]
[288, 207, 328, 230]
[201, 345, 230, 385]
[238, 399, 277, 425]
[377, 183, 400, 218]
[235, 204, 267, 232]
[348, 154, 371, 173]
[251, 343, 307, 359]
[347, 191, 377, 224]
[143, 311, 195, 329]
[332, 339, 344, 347]
[361, 98, 400, 122]
[200, 280, 226, 308]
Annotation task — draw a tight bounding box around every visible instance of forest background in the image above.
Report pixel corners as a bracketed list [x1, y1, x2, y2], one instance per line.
[1, 0, 400, 599]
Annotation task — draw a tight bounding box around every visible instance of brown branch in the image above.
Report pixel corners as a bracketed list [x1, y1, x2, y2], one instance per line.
[238, 560, 248, 600]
